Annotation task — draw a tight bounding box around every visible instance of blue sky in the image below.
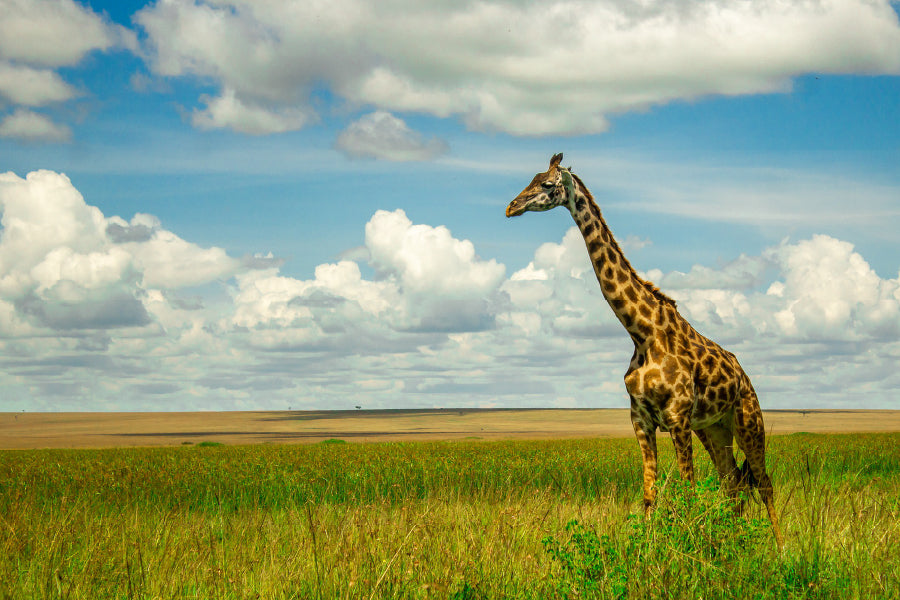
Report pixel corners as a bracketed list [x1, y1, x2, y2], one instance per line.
[1, 0, 899, 412]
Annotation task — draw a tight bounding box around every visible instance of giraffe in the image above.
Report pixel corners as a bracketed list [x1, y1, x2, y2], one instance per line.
[506, 153, 784, 549]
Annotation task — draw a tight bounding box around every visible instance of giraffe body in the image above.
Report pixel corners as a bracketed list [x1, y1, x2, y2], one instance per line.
[506, 153, 783, 549]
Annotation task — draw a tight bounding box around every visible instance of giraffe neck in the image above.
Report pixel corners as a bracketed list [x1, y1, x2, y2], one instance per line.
[565, 173, 670, 347]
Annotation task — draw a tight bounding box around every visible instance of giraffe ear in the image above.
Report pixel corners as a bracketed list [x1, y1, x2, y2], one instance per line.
[550, 153, 563, 169]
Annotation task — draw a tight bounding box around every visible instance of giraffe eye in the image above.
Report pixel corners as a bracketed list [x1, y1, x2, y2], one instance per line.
[541, 180, 555, 189]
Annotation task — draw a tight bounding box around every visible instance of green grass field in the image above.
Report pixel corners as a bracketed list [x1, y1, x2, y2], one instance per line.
[1, 433, 898, 599]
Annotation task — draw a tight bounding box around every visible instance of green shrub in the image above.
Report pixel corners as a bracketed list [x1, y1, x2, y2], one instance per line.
[544, 476, 777, 599]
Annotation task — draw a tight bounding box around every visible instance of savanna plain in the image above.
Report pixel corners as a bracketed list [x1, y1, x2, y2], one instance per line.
[1, 410, 899, 599]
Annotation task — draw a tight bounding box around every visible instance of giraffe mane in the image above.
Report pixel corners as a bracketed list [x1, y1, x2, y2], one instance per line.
[571, 172, 677, 308]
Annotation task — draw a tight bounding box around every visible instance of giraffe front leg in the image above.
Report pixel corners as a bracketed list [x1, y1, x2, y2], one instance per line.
[631, 417, 658, 517]
[667, 417, 695, 484]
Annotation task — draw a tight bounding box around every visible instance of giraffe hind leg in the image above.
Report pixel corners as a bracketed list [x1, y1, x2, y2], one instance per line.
[738, 457, 757, 488]
[695, 423, 743, 508]
[735, 457, 759, 514]
[734, 388, 784, 550]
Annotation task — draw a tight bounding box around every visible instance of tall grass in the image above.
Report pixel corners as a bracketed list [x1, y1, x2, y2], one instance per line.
[1, 433, 898, 599]
[1, 438, 642, 510]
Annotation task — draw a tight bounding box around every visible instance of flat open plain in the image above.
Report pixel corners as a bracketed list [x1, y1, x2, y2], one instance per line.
[1, 408, 899, 449]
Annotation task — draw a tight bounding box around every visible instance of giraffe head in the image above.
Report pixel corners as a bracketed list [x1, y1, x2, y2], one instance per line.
[505, 153, 574, 218]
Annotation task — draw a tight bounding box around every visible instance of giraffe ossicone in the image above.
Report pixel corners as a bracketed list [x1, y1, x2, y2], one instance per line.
[506, 153, 784, 550]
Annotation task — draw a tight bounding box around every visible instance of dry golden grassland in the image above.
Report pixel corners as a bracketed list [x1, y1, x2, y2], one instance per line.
[2, 408, 899, 449]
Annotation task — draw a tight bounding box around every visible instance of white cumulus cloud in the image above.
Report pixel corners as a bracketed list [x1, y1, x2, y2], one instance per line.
[0, 109, 71, 143]
[335, 111, 448, 161]
[500, 227, 900, 408]
[228, 209, 506, 352]
[2, 174, 899, 411]
[649, 234, 900, 346]
[365, 209, 505, 331]
[135, 0, 900, 136]
[0, 170, 242, 335]
[191, 88, 311, 135]
[764, 235, 900, 341]
[503, 227, 621, 339]
[0, 0, 132, 67]
[0, 0, 134, 142]
[0, 62, 78, 106]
